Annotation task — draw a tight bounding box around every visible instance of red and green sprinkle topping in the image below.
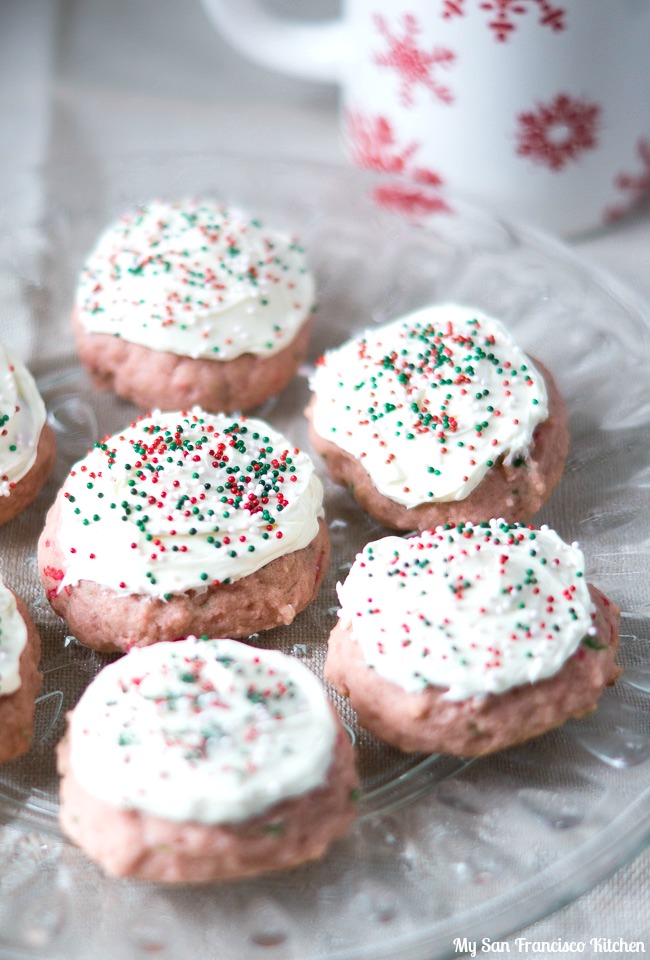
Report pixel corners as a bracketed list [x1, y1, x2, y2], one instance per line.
[310, 304, 548, 506]
[57, 410, 322, 596]
[0, 343, 47, 495]
[76, 199, 315, 361]
[337, 520, 597, 700]
[67, 637, 337, 824]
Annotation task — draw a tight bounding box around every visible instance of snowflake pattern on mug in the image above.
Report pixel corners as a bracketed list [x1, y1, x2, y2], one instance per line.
[604, 139, 650, 222]
[515, 94, 601, 171]
[372, 13, 455, 107]
[441, 0, 565, 41]
[345, 110, 452, 218]
[345, 111, 418, 175]
[372, 177, 452, 219]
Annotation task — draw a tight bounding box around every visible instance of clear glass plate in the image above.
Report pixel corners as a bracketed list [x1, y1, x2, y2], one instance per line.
[0, 155, 649, 960]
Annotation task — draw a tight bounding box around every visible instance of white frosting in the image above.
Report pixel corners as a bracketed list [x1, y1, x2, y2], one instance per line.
[309, 304, 548, 507]
[0, 580, 28, 695]
[56, 410, 323, 598]
[0, 344, 47, 497]
[76, 199, 315, 361]
[67, 637, 338, 823]
[337, 521, 596, 701]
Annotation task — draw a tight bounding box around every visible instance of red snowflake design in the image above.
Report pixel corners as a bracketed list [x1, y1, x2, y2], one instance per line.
[346, 111, 418, 176]
[372, 179, 452, 219]
[515, 93, 601, 172]
[442, 0, 565, 42]
[372, 13, 455, 107]
[604, 139, 650, 222]
[346, 110, 452, 219]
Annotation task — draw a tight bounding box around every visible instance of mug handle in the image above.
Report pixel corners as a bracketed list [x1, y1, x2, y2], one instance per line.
[199, 0, 348, 83]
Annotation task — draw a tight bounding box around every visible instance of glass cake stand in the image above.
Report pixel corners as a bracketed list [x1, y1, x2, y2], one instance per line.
[0, 154, 649, 960]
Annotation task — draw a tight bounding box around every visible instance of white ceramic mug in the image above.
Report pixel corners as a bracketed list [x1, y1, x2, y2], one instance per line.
[201, 0, 650, 236]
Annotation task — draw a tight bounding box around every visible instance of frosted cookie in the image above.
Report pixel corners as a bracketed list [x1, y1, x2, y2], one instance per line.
[0, 579, 42, 764]
[326, 521, 620, 756]
[0, 343, 56, 525]
[73, 199, 315, 413]
[57, 636, 358, 882]
[39, 410, 330, 653]
[307, 304, 568, 530]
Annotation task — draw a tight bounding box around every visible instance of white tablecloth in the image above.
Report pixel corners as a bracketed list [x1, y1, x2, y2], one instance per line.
[1, 1, 648, 957]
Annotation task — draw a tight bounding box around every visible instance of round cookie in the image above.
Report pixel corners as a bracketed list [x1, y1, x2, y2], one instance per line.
[307, 304, 568, 530]
[0, 579, 42, 764]
[57, 636, 359, 882]
[39, 410, 330, 652]
[73, 199, 315, 412]
[0, 343, 56, 525]
[326, 521, 620, 757]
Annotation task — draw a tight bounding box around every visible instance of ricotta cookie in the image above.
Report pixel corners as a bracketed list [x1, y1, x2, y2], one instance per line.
[0, 343, 56, 525]
[326, 521, 620, 756]
[73, 199, 316, 413]
[307, 304, 568, 530]
[0, 579, 42, 764]
[58, 637, 359, 882]
[39, 410, 330, 652]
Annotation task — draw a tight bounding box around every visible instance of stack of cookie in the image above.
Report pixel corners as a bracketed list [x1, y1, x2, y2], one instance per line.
[3, 196, 620, 885]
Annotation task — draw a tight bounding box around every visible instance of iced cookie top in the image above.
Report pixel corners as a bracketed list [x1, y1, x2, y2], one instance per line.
[0, 344, 47, 497]
[67, 636, 338, 823]
[56, 410, 323, 598]
[0, 580, 28, 695]
[336, 521, 596, 701]
[309, 304, 549, 507]
[75, 199, 316, 360]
